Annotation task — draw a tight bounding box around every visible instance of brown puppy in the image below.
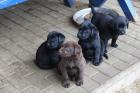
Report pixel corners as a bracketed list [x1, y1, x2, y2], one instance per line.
[58, 41, 86, 88]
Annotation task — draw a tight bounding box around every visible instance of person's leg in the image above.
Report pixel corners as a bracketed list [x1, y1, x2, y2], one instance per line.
[64, 0, 76, 7]
[89, 0, 107, 7]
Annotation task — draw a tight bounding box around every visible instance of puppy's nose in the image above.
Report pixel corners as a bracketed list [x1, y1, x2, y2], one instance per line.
[82, 34, 86, 37]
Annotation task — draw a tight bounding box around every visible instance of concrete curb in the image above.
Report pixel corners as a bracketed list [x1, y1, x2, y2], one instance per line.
[91, 61, 140, 93]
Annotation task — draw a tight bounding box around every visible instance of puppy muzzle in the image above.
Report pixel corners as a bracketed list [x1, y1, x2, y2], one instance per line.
[119, 31, 126, 35]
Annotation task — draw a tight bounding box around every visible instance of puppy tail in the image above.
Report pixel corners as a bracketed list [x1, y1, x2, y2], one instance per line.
[103, 53, 108, 59]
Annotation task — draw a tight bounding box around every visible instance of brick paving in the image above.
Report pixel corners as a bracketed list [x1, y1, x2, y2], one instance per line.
[0, 0, 140, 93]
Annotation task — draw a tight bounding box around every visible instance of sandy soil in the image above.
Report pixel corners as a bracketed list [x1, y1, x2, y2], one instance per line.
[115, 79, 140, 93]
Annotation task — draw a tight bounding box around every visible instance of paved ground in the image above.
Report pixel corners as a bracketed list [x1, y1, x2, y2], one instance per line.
[0, 0, 140, 93]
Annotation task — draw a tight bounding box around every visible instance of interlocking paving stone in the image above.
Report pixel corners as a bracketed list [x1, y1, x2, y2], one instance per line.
[132, 49, 140, 58]
[119, 35, 140, 50]
[104, 54, 121, 65]
[46, 74, 61, 84]
[117, 40, 137, 54]
[92, 72, 110, 84]
[0, 61, 32, 77]
[84, 64, 99, 78]
[0, 47, 20, 65]
[21, 86, 42, 93]
[68, 87, 88, 93]
[42, 85, 66, 93]
[0, 84, 20, 93]
[112, 61, 131, 71]
[0, 74, 9, 88]
[110, 49, 139, 64]
[7, 73, 31, 90]
[43, 82, 76, 93]
[0, 35, 11, 45]
[3, 11, 32, 27]
[82, 76, 100, 92]
[0, 60, 9, 70]
[93, 62, 120, 77]
[25, 72, 52, 90]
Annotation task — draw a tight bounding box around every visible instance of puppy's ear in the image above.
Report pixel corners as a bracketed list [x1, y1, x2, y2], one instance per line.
[108, 19, 116, 30]
[47, 31, 57, 39]
[74, 44, 81, 56]
[86, 22, 94, 37]
[89, 22, 95, 29]
[90, 29, 94, 37]
[90, 27, 98, 39]
[59, 45, 65, 55]
[58, 34, 65, 43]
[77, 29, 82, 39]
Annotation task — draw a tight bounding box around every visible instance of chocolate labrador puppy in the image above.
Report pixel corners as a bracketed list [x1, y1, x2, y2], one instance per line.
[58, 41, 86, 88]
[35, 31, 65, 69]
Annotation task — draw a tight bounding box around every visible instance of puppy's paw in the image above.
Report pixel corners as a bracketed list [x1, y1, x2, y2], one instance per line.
[99, 58, 103, 62]
[92, 61, 101, 66]
[111, 43, 118, 48]
[103, 53, 109, 59]
[63, 80, 70, 88]
[76, 80, 83, 86]
[105, 50, 108, 53]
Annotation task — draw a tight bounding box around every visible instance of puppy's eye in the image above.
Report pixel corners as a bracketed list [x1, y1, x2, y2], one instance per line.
[84, 30, 90, 35]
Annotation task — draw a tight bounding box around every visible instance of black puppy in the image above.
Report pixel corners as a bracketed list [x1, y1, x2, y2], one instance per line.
[35, 31, 65, 69]
[77, 20, 108, 66]
[91, 7, 129, 53]
[92, 7, 120, 18]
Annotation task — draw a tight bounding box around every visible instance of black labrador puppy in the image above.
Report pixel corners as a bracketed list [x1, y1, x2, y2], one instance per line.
[91, 7, 129, 53]
[35, 31, 65, 69]
[77, 20, 108, 66]
[92, 7, 120, 18]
